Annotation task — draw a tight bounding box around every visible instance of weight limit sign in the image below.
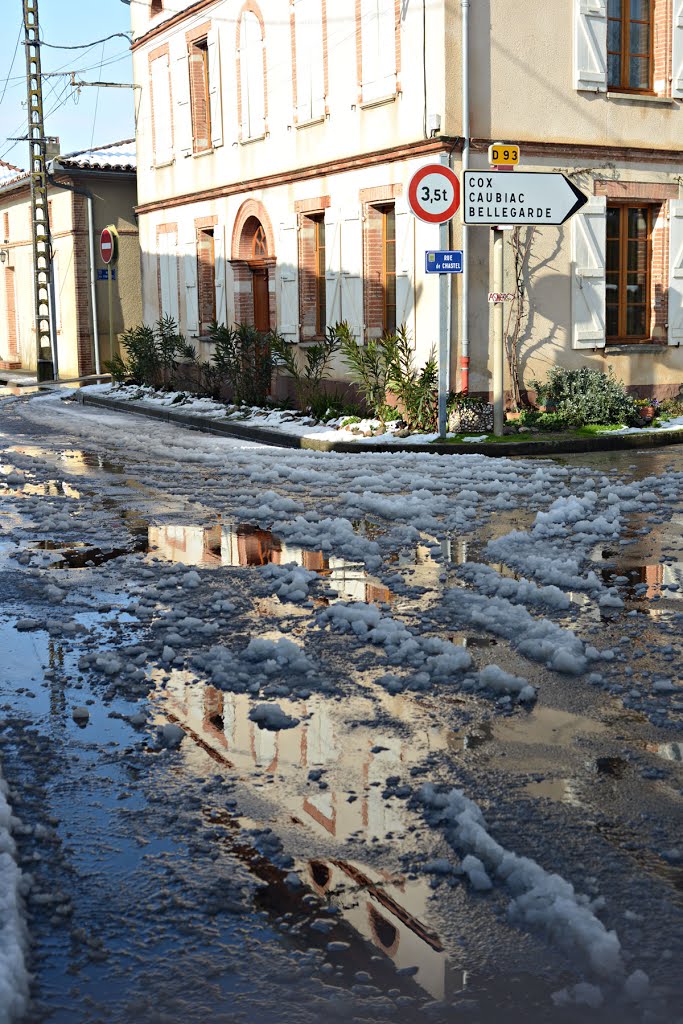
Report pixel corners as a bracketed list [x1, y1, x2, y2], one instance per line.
[407, 164, 460, 224]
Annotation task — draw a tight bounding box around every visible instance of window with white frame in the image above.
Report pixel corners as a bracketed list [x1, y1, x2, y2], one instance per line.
[359, 0, 398, 103]
[292, 0, 325, 123]
[239, 11, 266, 139]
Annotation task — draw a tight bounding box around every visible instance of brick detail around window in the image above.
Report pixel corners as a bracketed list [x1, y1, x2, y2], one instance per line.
[299, 213, 321, 340]
[231, 199, 274, 259]
[150, 0, 163, 14]
[197, 228, 216, 334]
[72, 193, 94, 376]
[651, 202, 668, 341]
[3, 268, 18, 361]
[232, 261, 255, 325]
[359, 184, 403, 204]
[148, 43, 173, 165]
[354, 0, 363, 104]
[594, 180, 678, 201]
[653, 0, 672, 96]
[186, 27, 211, 154]
[289, 5, 297, 119]
[2, 212, 8, 240]
[156, 222, 179, 321]
[294, 196, 331, 215]
[322, 0, 329, 113]
[364, 204, 387, 339]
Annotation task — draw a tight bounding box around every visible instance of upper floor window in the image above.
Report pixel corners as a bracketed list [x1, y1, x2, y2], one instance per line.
[359, 0, 398, 103]
[607, 0, 652, 91]
[238, 10, 266, 139]
[150, 51, 173, 165]
[292, 0, 325, 122]
[189, 38, 211, 152]
[150, 0, 163, 14]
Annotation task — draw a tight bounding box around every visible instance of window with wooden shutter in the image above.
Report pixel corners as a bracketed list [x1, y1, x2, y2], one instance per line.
[151, 53, 173, 165]
[239, 12, 266, 139]
[293, 0, 325, 122]
[197, 228, 216, 335]
[607, 0, 653, 92]
[360, 0, 397, 102]
[571, 196, 607, 349]
[605, 204, 652, 341]
[668, 200, 683, 345]
[189, 38, 211, 152]
[159, 228, 179, 324]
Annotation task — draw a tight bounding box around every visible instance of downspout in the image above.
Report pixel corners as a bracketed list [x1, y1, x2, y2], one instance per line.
[46, 165, 101, 375]
[460, 0, 470, 392]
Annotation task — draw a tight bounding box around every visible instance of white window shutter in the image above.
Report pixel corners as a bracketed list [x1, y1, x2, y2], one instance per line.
[394, 198, 414, 333]
[341, 207, 364, 341]
[571, 195, 606, 349]
[278, 216, 299, 340]
[672, 1, 683, 98]
[668, 200, 683, 345]
[208, 28, 224, 148]
[361, 0, 396, 101]
[324, 208, 342, 328]
[295, 0, 325, 121]
[183, 227, 199, 335]
[160, 230, 180, 324]
[241, 14, 265, 138]
[151, 55, 173, 164]
[175, 52, 193, 157]
[214, 224, 227, 326]
[574, 0, 607, 92]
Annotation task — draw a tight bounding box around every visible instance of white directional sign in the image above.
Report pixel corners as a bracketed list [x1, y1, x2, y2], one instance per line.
[463, 171, 588, 226]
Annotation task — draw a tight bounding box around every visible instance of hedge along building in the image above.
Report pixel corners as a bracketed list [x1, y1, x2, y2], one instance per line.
[130, 0, 683, 404]
[0, 141, 141, 380]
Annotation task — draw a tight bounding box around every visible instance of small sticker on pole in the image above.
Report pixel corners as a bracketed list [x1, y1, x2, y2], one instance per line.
[488, 292, 515, 304]
[407, 164, 460, 224]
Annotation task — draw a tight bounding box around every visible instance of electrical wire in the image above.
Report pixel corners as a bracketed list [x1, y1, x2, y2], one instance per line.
[0, 23, 23, 107]
[39, 32, 132, 50]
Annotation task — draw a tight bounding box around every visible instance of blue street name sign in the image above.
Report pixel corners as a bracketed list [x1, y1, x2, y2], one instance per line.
[425, 250, 463, 274]
[97, 268, 117, 281]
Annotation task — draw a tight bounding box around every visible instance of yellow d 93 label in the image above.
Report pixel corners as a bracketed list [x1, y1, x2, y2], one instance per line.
[488, 144, 520, 166]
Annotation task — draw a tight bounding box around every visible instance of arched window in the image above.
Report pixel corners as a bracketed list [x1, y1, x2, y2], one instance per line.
[238, 10, 266, 139]
[292, 0, 325, 122]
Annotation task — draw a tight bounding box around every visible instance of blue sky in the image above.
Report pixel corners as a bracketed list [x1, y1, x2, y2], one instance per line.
[0, 0, 136, 169]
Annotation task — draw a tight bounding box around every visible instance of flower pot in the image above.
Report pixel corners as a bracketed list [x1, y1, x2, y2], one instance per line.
[638, 406, 656, 423]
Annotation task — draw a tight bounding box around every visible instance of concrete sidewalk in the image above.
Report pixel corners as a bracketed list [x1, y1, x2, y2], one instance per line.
[77, 391, 683, 457]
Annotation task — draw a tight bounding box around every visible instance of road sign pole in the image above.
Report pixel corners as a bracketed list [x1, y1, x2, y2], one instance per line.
[492, 228, 505, 436]
[438, 218, 449, 438]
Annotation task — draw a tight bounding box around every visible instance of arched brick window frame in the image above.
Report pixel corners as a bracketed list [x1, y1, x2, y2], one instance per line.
[230, 199, 276, 328]
[231, 198, 275, 260]
[236, 1, 269, 142]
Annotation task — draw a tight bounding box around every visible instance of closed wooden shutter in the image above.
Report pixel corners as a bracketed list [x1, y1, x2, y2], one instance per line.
[151, 54, 173, 165]
[214, 224, 227, 326]
[159, 229, 179, 324]
[668, 200, 683, 345]
[294, 0, 325, 121]
[673, 0, 683, 98]
[324, 208, 341, 329]
[361, 0, 397, 102]
[394, 198, 414, 334]
[240, 13, 266, 139]
[278, 216, 299, 340]
[571, 196, 606, 349]
[183, 227, 199, 334]
[208, 29, 223, 148]
[573, 0, 607, 92]
[341, 207, 363, 341]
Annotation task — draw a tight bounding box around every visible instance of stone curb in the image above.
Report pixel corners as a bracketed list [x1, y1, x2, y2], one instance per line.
[78, 393, 683, 457]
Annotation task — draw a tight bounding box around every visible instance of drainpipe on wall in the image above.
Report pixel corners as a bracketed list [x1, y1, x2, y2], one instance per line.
[46, 167, 101, 376]
[460, 0, 471, 393]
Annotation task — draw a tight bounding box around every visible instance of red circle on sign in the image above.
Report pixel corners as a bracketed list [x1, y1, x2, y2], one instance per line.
[407, 164, 460, 224]
[100, 227, 114, 265]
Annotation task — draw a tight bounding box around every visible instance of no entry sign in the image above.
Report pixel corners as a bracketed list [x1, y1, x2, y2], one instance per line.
[100, 225, 118, 265]
[407, 164, 460, 224]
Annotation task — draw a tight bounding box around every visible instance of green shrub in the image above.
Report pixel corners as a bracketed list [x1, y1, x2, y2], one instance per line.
[519, 409, 571, 431]
[271, 327, 340, 413]
[117, 317, 194, 389]
[528, 366, 637, 426]
[104, 353, 128, 383]
[338, 322, 394, 425]
[208, 322, 274, 406]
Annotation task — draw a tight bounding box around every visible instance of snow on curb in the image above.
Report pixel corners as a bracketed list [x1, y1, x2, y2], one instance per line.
[0, 767, 30, 1024]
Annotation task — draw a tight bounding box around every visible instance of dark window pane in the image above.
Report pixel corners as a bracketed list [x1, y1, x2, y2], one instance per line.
[627, 207, 648, 237]
[627, 241, 648, 273]
[629, 0, 649, 20]
[626, 274, 646, 303]
[608, 18, 622, 52]
[606, 304, 619, 336]
[606, 239, 620, 271]
[628, 56, 650, 89]
[608, 53, 621, 87]
[626, 304, 646, 336]
[608, 0, 622, 16]
[629, 22, 649, 57]
[606, 207, 621, 234]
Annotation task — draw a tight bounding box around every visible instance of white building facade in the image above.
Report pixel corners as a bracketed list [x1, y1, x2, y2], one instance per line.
[130, 0, 683, 400]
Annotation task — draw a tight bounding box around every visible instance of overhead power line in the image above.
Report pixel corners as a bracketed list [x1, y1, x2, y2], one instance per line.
[39, 31, 132, 50]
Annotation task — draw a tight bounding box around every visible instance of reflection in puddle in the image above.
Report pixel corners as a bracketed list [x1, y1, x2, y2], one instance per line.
[451, 706, 607, 752]
[523, 778, 583, 807]
[148, 522, 393, 605]
[156, 672, 456, 1001]
[644, 741, 683, 762]
[1, 463, 81, 499]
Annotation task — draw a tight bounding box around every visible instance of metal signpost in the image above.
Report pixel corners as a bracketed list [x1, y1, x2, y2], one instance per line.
[462, 154, 588, 435]
[407, 163, 461, 438]
[100, 225, 119, 363]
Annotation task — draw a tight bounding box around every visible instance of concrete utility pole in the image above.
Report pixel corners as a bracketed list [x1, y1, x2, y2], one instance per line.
[23, 0, 58, 381]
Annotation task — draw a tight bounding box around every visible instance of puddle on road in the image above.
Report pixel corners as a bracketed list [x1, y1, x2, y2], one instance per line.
[449, 706, 607, 755]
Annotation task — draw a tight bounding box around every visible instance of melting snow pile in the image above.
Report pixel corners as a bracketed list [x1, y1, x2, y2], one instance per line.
[0, 767, 29, 1024]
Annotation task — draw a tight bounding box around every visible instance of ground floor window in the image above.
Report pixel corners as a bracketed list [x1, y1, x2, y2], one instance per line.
[606, 204, 652, 342]
[364, 202, 396, 337]
[299, 213, 326, 339]
[197, 227, 215, 335]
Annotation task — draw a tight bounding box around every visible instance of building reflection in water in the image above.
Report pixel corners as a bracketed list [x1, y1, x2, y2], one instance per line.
[157, 671, 462, 1001]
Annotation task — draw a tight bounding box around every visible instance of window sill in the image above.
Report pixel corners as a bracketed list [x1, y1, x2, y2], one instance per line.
[606, 92, 676, 105]
[240, 134, 266, 146]
[603, 341, 667, 354]
[153, 158, 175, 169]
[192, 147, 214, 158]
[360, 92, 397, 111]
[295, 115, 326, 131]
